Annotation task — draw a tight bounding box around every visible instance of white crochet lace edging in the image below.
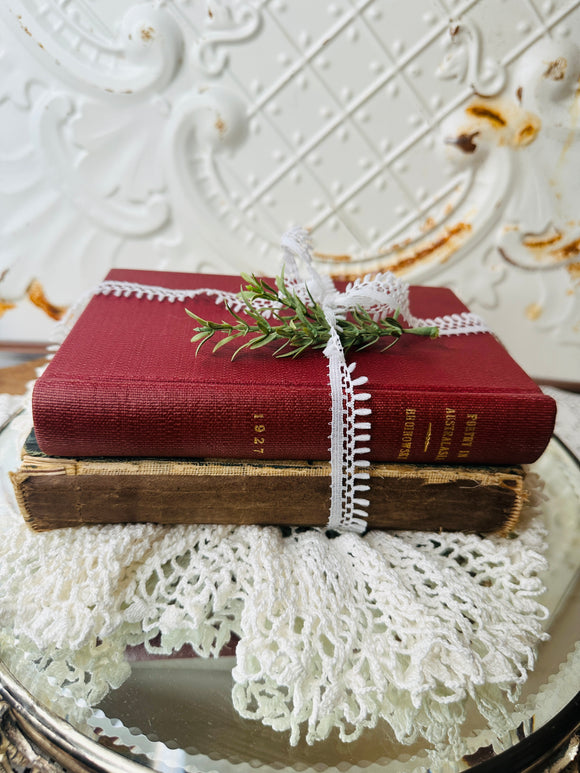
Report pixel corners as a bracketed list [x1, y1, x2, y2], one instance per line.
[84, 279, 489, 342]
[49, 280, 279, 347]
[324, 327, 372, 531]
[95, 279, 282, 316]
[49, 228, 491, 534]
[415, 312, 490, 336]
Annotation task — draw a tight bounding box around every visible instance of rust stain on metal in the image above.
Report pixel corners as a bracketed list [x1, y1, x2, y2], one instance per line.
[516, 86, 523, 102]
[330, 223, 472, 280]
[0, 300, 16, 318]
[421, 216, 436, 232]
[500, 229, 580, 274]
[141, 26, 155, 41]
[16, 15, 33, 37]
[314, 252, 352, 263]
[552, 237, 580, 261]
[215, 115, 227, 136]
[543, 57, 567, 81]
[446, 131, 479, 153]
[27, 280, 67, 321]
[462, 98, 541, 149]
[390, 223, 471, 271]
[515, 122, 539, 146]
[525, 302, 543, 321]
[331, 269, 368, 281]
[379, 237, 412, 253]
[0, 269, 17, 317]
[466, 104, 506, 127]
[522, 228, 563, 249]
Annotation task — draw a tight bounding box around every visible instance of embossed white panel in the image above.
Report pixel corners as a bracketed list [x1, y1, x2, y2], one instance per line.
[0, 0, 579, 383]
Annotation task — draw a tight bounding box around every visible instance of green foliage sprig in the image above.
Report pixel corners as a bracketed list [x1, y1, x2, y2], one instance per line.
[187, 273, 438, 359]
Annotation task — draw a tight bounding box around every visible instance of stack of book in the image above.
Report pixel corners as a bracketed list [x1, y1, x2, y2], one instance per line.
[11, 269, 556, 534]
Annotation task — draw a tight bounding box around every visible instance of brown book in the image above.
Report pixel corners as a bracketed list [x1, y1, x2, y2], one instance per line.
[10, 431, 527, 534]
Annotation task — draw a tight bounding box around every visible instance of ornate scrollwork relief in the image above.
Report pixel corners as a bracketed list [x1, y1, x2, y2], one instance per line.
[496, 40, 580, 276]
[3, 1, 184, 96]
[494, 39, 580, 344]
[0, 0, 579, 378]
[162, 85, 261, 272]
[195, 1, 263, 76]
[0, 0, 260, 308]
[437, 17, 507, 97]
[326, 18, 580, 358]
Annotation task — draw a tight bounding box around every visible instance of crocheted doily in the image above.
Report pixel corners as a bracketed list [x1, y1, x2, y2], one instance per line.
[0, 395, 550, 751]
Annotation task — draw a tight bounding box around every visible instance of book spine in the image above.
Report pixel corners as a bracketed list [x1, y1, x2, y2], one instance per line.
[370, 389, 556, 465]
[10, 464, 524, 534]
[33, 379, 556, 464]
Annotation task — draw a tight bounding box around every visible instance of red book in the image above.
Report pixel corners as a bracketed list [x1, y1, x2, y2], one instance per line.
[32, 269, 556, 464]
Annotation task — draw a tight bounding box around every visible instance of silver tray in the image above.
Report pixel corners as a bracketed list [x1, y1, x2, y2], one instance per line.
[1, 436, 579, 773]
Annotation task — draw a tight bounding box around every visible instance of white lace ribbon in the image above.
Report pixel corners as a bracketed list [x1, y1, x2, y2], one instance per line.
[74, 228, 489, 534]
[267, 228, 489, 532]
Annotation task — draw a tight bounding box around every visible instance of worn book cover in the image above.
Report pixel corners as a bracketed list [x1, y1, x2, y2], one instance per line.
[32, 269, 556, 464]
[11, 431, 526, 534]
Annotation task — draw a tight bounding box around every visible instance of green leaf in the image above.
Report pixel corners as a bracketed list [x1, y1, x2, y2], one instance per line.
[224, 304, 246, 324]
[257, 277, 278, 297]
[212, 333, 243, 352]
[195, 332, 214, 355]
[294, 302, 310, 326]
[238, 290, 257, 307]
[186, 309, 208, 323]
[249, 332, 279, 349]
[273, 339, 291, 357]
[231, 339, 255, 360]
[380, 337, 401, 352]
[356, 335, 381, 351]
[275, 269, 286, 296]
[276, 348, 299, 358]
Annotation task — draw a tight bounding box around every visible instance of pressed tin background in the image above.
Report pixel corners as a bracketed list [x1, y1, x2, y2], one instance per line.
[0, 0, 579, 383]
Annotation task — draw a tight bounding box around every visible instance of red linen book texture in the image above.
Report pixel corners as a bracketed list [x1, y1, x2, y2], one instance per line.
[32, 269, 556, 464]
